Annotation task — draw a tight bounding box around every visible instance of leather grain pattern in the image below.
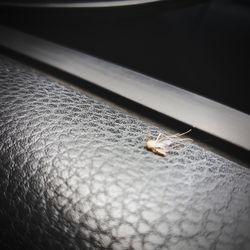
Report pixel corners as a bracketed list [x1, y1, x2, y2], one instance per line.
[0, 54, 250, 250]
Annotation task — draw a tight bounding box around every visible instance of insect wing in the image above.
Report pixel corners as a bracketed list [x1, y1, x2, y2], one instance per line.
[156, 139, 173, 148]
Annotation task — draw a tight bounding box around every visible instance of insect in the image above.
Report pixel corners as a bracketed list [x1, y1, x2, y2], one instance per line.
[145, 129, 193, 157]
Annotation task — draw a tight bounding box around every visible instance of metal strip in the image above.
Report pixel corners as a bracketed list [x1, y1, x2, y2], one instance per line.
[0, 25, 249, 151]
[0, 0, 163, 8]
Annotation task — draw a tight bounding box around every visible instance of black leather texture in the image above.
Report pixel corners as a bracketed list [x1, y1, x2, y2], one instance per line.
[0, 54, 250, 250]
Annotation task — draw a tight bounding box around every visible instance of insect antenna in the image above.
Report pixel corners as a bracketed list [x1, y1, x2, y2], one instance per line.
[157, 129, 192, 142]
[166, 129, 192, 138]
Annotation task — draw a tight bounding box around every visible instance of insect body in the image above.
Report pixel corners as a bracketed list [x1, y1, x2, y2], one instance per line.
[145, 129, 192, 157]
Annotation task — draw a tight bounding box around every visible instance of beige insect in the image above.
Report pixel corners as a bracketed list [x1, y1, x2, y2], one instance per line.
[145, 129, 193, 157]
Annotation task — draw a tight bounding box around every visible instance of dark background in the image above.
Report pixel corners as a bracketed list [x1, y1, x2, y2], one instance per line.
[0, 0, 250, 113]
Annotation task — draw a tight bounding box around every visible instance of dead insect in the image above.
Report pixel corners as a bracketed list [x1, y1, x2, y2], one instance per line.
[145, 129, 193, 157]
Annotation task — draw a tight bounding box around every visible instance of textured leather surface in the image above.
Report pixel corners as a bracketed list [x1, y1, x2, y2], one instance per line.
[0, 54, 250, 250]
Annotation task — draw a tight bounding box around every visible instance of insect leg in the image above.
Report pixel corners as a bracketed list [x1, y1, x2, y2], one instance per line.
[162, 129, 192, 139]
[155, 133, 162, 143]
